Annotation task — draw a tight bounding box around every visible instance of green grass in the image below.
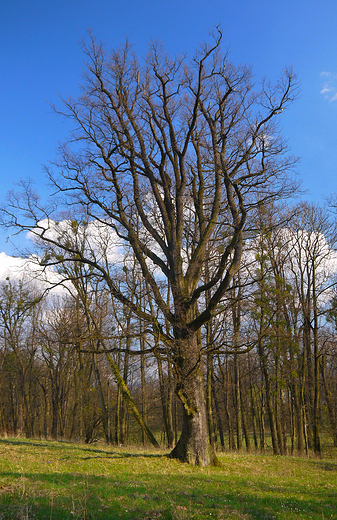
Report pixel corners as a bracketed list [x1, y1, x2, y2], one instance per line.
[0, 438, 336, 519]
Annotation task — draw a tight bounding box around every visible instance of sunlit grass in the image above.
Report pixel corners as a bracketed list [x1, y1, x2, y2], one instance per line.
[0, 438, 336, 519]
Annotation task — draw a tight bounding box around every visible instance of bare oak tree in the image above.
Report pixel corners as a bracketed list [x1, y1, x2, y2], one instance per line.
[1, 29, 298, 465]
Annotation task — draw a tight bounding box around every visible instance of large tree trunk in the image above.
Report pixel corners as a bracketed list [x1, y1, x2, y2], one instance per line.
[168, 334, 220, 467]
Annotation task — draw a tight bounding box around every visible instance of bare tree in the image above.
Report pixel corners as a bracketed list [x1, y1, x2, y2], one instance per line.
[287, 203, 337, 454]
[0, 29, 298, 465]
[0, 279, 42, 437]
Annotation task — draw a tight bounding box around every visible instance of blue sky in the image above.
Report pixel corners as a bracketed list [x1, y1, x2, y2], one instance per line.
[1, 0, 337, 254]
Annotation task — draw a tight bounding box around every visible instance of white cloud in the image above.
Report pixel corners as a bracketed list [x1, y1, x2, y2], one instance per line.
[0, 252, 66, 296]
[320, 71, 337, 102]
[0, 252, 27, 280]
[27, 218, 124, 266]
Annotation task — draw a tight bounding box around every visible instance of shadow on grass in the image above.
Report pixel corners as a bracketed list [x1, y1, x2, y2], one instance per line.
[0, 438, 165, 459]
[308, 459, 337, 472]
[0, 470, 336, 520]
[79, 452, 165, 461]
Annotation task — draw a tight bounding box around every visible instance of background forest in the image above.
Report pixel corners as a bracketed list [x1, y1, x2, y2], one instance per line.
[1, 200, 337, 458]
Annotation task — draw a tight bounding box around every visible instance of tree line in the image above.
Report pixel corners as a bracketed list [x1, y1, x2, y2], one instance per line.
[0, 201, 336, 459]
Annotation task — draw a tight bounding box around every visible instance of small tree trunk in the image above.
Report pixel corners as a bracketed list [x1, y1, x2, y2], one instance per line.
[167, 361, 174, 447]
[249, 369, 259, 450]
[275, 347, 284, 455]
[157, 356, 174, 448]
[291, 354, 305, 455]
[173, 395, 178, 445]
[240, 386, 251, 452]
[234, 353, 242, 450]
[312, 269, 321, 456]
[212, 375, 225, 450]
[40, 382, 49, 439]
[304, 315, 314, 450]
[9, 377, 18, 435]
[258, 331, 280, 455]
[259, 389, 266, 453]
[223, 358, 236, 451]
[321, 355, 337, 447]
[140, 333, 147, 446]
[51, 392, 58, 440]
[206, 347, 216, 450]
[289, 388, 295, 455]
[92, 352, 110, 444]
[115, 386, 121, 445]
[120, 332, 130, 445]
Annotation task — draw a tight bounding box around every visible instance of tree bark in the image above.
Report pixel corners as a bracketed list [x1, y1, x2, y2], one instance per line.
[168, 334, 220, 466]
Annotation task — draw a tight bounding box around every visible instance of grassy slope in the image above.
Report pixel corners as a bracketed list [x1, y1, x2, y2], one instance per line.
[0, 438, 336, 519]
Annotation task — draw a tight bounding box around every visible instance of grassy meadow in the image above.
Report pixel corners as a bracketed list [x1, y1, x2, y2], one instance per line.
[0, 438, 336, 519]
